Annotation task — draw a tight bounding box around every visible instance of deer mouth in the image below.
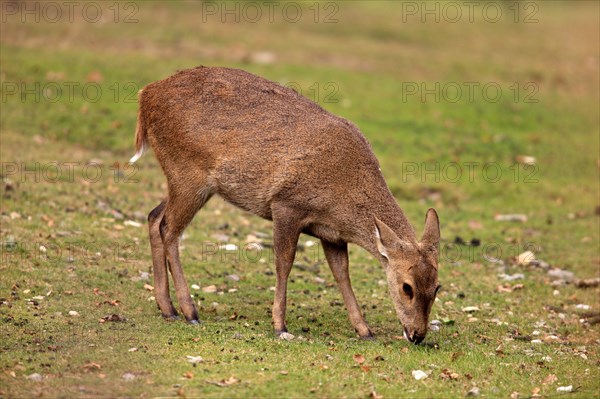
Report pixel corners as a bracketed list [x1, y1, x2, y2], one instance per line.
[404, 327, 425, 345]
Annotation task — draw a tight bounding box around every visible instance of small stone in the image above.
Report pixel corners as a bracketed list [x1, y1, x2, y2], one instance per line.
[227, 274, 240, 282]
[516, 155, 536, 165]
[245, 234, 260, 243]
[547, 268, 575, 282]
[279, 332, 295, 341]
[467, 387, 480, 396]
[202, 285, 217, 293]
[122, 373, 135, 381]
[516, 251, 535, 266]
[248, 51, 276, 65]
[462, 306, 480, 313]
[5, 235, 17, 249]
[68, 310, 79, 317]
[494, 214, 527, 222]
[26, 373, 43, 382]
[212, 233, 230, 242]
[191, 284, 200, 290]
[556, 386, 573, 393]
[500, 273, 525, 281]
[186, 356, 203, 364]
[412, 370, 428, 380]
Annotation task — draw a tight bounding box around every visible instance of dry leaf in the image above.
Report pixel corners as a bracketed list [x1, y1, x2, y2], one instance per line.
[182, 371, 193, 379]
[468, 220, 483, 230]
[440, 368, 459, 380]
[360, 365, 371, 372]
[99, 314, 127, 323]
[82, 362, 102, 373]
[543, 374, 558, 385]
[353, 354, 365, 364]
[216, 376, 240, 387]
[497, 284, 512, 293]
[370, 391, 383, 399]
[87, 70, 103, 82]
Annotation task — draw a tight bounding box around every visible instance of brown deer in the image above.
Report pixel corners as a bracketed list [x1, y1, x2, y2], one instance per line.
[130, 66, 441, 344]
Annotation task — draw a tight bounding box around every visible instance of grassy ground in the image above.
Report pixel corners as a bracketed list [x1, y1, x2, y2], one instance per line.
[1, 1, 599, 398]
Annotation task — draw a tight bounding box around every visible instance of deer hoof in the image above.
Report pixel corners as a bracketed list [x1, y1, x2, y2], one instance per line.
[163, 314, 180, 322]
[360, 334, 376, 341]
[188, 319, 201, 325]
[358, 328, 375, 340]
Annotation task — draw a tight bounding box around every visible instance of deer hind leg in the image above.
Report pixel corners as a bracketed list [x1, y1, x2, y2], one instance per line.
[321, 240, 374, 339]
[148, 200, 178, 320]
[271, 205, 303, 335]
[159, 184, 213, 323]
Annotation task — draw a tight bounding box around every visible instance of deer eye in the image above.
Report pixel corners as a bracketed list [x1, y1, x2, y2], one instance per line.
[402, 283, 413, 299]
[435, 285, 442, 296]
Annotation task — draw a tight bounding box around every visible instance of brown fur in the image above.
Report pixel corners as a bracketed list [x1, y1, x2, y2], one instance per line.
[132, 66, 441, 343]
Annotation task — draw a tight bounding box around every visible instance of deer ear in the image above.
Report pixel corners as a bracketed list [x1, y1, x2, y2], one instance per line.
[374, 217, 396, 261]
[421, 208, 440, 249]
[374, 217, 417, 260]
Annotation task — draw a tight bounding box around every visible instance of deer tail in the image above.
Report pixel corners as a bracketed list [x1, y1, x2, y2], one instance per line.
[129, 89, 147, 164]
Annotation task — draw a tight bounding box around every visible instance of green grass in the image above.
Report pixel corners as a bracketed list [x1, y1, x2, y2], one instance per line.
[1, 1, 599, 398]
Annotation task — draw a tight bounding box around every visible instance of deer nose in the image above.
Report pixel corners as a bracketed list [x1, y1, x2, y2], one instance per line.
[405, 328, 426, 345]
[412, 333, 425, 345]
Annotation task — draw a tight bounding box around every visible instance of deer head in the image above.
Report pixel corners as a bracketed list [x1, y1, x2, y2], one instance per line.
[375, 208, 441, 344]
